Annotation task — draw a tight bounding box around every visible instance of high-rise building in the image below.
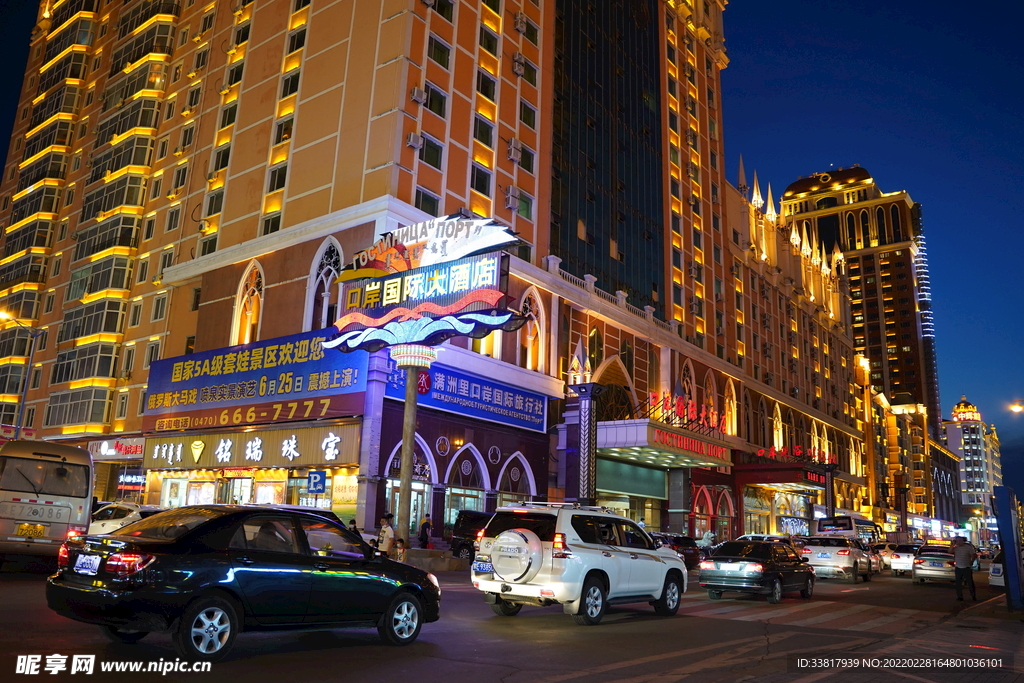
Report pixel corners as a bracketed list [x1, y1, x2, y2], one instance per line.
[780, 167, 942, 439]
[1, 1, 877, 539]
[943, 396, 1001, 545]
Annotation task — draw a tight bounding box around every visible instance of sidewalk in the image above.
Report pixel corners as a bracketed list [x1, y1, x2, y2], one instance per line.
[956, 592, 1024, 624]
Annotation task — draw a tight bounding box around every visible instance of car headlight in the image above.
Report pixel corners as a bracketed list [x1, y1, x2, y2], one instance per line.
[427, 572, 440, 592]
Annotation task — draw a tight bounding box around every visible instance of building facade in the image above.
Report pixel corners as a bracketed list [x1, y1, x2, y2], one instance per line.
[943, 396, 1002, 546]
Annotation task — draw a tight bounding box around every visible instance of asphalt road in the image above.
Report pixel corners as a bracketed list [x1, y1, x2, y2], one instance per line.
[3, 557, 1022, 683]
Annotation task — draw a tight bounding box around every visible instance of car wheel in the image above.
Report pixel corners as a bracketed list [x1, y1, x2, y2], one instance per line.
[800, 578, 814, 599]
[101, 626, 149, 644]
[862, 565, 872, 582]
[572, 576, 607, 625]
[653, 572, 682, 616]
[767, 578, 783, 604]
[707, 589, 723, 600]
[457, 546, 472, 560]
[847, 567, 860, 584]
[915, 577, 925, 584]
[172, 595, 239, 662]
[491, 599, 523, 617]
[378, 592, 423, 645]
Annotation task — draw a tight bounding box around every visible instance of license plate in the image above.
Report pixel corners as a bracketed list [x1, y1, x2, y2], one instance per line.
[471, 561, 494, 573]
[817, 553, 831, 559]
[498, 546, 521, 554]
[74, 554, 101, 576]
[719, 562, 743, 571]
[0, 501, 68, 522]
[929, 562, 944, 568]
[16, 524, 44, 538]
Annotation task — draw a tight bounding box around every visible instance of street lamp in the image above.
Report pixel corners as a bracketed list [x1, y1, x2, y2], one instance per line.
[1010, 402, 1023, 413]
[0, 311, 44, 440]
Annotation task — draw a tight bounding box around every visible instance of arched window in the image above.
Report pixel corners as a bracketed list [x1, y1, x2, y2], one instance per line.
[815, 196, 838, 210]
[742, 391, 752, 442]
[587, 327, 603, 370]
[648, 345, 660, 395]
[234, 262, 264, 345]
[308, 240, 341, 331]
[860, 210, 871, 246]
[703, 371, 717, 416]
[846, 213, 857, 249]
[810, 421, 820, 456]
[724, 380, 737, 436]
[783, 410, 794, 449]
[620, 339, 634, 378]
[755, 398, 769, 446]
[875, 207, 887, 245]
[772, 404, 783, 449]
[680, 361, 694, 401]
[517, 290, 543, 372]
[890, 205, 903, 242]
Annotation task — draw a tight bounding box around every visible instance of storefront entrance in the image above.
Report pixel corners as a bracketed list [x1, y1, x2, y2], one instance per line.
[386, 480, 430, 540]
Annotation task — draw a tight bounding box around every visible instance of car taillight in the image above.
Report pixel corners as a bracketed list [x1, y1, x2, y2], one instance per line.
[836, 549, 850, 555]
[801, 547, 811, 553]
[57, 543, 70, 569]
[106, 552, 154, 576]
[744, 563, 764, 573]
[552, 532, 572, 559]
[66, 528, 85, 542]
[475, 528, 485, 550]
[699, 560, 716, 570]
[891, 554, 900, 559]
[913, 558, 925, 565]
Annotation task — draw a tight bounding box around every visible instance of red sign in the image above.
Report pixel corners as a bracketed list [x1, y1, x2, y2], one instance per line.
[649, 393, 727, 434]
[416, 370, 432, 395]
[756, 445, 836, 464]
[652, 429, 728, 461]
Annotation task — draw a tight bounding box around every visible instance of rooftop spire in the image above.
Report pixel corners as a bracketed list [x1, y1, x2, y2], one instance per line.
[764, 184, 777, 221]
[751, 170, 763, 209]
[737, 155, 748, 194]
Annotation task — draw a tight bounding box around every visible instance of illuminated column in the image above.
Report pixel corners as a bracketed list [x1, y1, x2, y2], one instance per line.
[567, 340, 603, 506]
[388, 343, 437, 544]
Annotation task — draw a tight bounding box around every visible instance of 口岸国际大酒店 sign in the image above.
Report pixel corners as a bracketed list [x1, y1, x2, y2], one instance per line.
[143, 422, 361, 470]
[143, 329, 369, 432]
[383, 360, 549, 433]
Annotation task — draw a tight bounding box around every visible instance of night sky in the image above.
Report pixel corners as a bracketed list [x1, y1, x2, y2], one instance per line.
[0, 2, 1020, 491]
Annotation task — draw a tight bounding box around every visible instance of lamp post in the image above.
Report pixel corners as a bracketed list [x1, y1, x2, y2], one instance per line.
[566, 340, 604, 506]
[0, 311, 43, 440]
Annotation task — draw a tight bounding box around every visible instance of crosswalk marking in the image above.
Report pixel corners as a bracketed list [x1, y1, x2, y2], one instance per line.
[765, 602, 876, 626]
[732, 600, 822, 621]
[839, 607, 919, 631]
[684, 603, 762, 616]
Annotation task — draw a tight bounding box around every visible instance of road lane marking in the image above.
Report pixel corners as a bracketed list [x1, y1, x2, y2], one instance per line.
[682, 603, 765, 616]
[783, 603, 874, 626]
[732, 600, 822, 621]
[840, 608, 919, 631]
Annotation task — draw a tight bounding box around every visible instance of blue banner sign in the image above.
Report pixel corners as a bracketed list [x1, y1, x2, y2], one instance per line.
[144, 329, 369, 432]
[384, 359, 548, 433]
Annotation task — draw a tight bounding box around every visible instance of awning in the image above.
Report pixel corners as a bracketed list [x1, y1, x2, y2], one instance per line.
[734, 462, 827, 493]
[595, 419, 732, 468]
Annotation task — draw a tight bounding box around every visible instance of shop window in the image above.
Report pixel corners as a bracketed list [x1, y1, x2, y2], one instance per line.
[308, 240, 341, 331]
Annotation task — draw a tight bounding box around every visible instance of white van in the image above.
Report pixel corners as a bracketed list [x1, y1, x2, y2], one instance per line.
[0, 440, 92, 558]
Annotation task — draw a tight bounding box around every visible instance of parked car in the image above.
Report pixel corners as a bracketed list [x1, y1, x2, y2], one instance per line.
[650, 532, 702, 569]
[47, 505, 441, 661]
[243, 504, 376, 545]
[449, 510, 493, 560]
[799, 536, 872, 583]
[699, 541, 815, 603]
[912, 545, 956, 583]
[88, 503, 166, 536]
[471, 503, 687, 625]
[888, 544, 921, 576]
[871, 542, 900, 569]
[734, 534, 801, 547]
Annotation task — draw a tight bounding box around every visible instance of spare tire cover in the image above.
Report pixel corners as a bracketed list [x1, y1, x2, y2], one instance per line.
[491, 528, 544, 583]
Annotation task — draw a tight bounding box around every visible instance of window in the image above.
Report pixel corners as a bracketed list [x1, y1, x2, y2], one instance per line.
[144, 341, 161, 368]
[301, 519, 362, 559]
[128, 301, 142, 326]
[191, 288, 201, 311]
[157, 137, 169, 159]
[432, 0, 454, 21]
[159, 251, 174, 275]
[415, 188, 439, 216]
[199, 234, 217, 255]
[261, 213, 281, 235]
[479, 27, 499, 56]
[184, 336, 195, 354]
[522, 18, 539, 45]
[115, 393, 129, 419]
[51, 256, 63, 278]
[425, 83, 446, 117]
[210, 145, 230, 173]
[64, 188, 75, 207]
[520, 146, 535, 174]
[151, 294, 167, 322]
[287, 28, 306, 53]
[194, 48, 208, 71]
[274, 117, 293, 144]
[520, 100, 536, 128]
[473, 116, 494, 147]
[482, 0, 500, 12]
[234, 23, 250, 46]
[166, 206, 181, 232]
[165, 99, 176, 119]
[517, 192, 533, 220]
[470, 165, 491, 196]
[294, 0, 311, 9]
[521, 60, 537, 86]
[268, 164, 288, 192]
[227, 62, 244, 85]
[172, 165, 187, 189]
[220, 103, 238, 128]
[148, 178, 163, 200]
[281, 70, 301, 98]
[187, 86, 201, 109]
[136, 259, 149, 284]
[206, 190, 224, 217]
[172, 62, 183, 83]
[138, 392, 147, 416]
[419, 136, 442, 169]
[427, 36, 451, 68]
[143, 217, 156, 241]
[200, 12, 214, 33]
[180, 124, 195, 148]
[476, 71, 496, 100]
[123, 347, 135, 375]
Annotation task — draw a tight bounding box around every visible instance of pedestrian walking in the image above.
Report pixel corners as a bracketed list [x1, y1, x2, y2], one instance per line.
[419, 514, 432, 549]
[394, 538, 408, 563]
[638, 517, 646, 529]
[348, 519, 359, 534]
[952, 536, 978, 601]
[378, 514, 395, 557]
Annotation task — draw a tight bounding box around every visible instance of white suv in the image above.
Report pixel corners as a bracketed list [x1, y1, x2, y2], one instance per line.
[799, 535, 872, 583]
[470, 503, 687, 625]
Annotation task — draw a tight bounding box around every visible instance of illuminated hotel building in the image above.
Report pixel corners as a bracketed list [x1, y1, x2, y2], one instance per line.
[943, 396, 1001, 545]
[1, 0, 871, 539]
[780, 167, 942, 440]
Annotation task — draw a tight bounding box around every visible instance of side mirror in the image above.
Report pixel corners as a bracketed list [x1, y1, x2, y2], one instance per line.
[800, 557, 810, 563]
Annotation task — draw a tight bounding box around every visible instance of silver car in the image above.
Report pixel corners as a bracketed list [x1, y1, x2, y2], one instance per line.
[888, 544, 920, 576]
[799, 535, 871, 583]
[87, 503, 165, 535]
[912, 545, 956, 583]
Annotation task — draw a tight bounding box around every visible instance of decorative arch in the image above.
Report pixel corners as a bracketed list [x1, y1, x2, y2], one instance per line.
[756, 397, 769, 446]
[516, 287, 546, 373]
[443, 443, 492, 490]
[724, 380, 737, 436]
[680, 359, 695, 399]
[587, 326, 604, 370]
[495, 451, 538, 497]
[702, 370, 718, 415]
[715, 488, 735, 517]
[845, 213, 856, 249]
[772, 403, 784, 448]
[875, 207, 887, 245]
[693, 485, 715, 514]
[860, 209, 871, 245]
[305, 237, 343, 331]
[743, 390, 752, 441]
[383, 433, 439, 485]
[592, 354, 640, 420]
[811, 421, 820, 456]
[231, 260, 265, 345]
[891, 205, 903, 242]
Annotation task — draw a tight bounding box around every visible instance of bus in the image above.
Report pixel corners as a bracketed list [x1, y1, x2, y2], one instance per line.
[813, 515, 882, 543]
[0, 440, 92, 559]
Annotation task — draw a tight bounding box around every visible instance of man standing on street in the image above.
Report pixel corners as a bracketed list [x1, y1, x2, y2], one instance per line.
[378, 514, 395, 557]
[952, 536, 978, 601]
[419, 514, 432, 549]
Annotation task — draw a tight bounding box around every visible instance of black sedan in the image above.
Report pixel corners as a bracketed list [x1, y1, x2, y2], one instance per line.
[650, 532, 703, 570]
[47, 505, 441, 661]
[699, 541, 815, 603]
